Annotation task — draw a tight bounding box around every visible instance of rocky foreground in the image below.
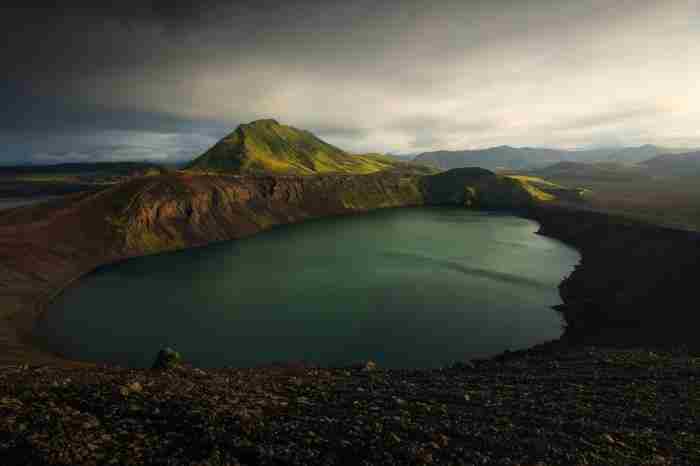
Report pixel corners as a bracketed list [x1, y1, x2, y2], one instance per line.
[1, 346, 697, 465]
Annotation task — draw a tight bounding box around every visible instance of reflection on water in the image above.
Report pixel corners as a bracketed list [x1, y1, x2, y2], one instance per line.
[0, 196, 60, 210]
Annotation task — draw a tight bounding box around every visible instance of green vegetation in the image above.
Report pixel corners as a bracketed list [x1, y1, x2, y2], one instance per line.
[420, 168, 572, 208]
[187, 119, 435, 175]
[506, 175, 558, 201]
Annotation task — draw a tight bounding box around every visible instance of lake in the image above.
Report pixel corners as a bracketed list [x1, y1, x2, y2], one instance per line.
[38, 207, 580, 368]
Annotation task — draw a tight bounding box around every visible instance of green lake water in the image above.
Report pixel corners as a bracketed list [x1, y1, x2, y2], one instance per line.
[39, 207, 580, 368]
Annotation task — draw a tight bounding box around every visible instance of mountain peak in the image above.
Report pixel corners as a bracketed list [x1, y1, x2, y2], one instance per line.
[186, 120, 416, 175]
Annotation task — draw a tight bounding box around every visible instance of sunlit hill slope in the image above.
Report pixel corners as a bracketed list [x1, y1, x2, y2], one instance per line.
[187, 119, 434, 176]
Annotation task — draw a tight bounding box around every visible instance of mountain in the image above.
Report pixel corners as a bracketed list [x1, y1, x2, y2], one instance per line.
[533, 161, 646, 181]
[412, 145, 698, 171]
[641, 151, 700, 177]
[413, 146, 566, 171]
[187, 119, 432, 175]
[602, 145, 664, 164]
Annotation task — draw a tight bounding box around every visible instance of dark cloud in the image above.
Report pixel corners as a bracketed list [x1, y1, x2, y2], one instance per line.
[1, 1, 698, 162]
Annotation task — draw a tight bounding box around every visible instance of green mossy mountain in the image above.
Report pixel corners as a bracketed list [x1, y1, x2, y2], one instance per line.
[187, 119, 433, 175]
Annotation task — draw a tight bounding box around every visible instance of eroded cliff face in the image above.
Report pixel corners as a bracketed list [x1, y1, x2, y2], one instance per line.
[115, 172, 426, 255]
[112, 169, 540, 257]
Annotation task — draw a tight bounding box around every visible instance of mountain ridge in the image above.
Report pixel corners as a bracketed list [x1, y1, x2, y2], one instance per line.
[413, 144, 697, 171]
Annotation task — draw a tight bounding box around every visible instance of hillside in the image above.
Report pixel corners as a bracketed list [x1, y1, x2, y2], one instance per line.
[533, 161, 646, 182]
[0, 161, 169, 198]
[412, 145, 697, 171]
[641, 151, 700, 177]
[187, 119, 433, 175]
[524, 159, 700, 231]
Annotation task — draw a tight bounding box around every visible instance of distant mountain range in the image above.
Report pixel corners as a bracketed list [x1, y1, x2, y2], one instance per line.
[187, 119, 433, 175]
[532, 151, 700, 181]
[412, 145, 697, 171]
[0, 161, 166, 177]
[414, 146, 564, 171]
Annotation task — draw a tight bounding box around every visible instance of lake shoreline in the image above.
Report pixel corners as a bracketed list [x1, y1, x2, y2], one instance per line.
[18, 201, 699, 369]
[39, 207, 576, 368]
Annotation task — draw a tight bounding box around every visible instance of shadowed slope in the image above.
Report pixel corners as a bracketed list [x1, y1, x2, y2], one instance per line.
[642, 150, 700, 177]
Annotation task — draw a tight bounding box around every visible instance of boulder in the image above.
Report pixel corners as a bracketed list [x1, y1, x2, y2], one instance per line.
[151, 347, 182, 370]
[362, 360, 377, 372]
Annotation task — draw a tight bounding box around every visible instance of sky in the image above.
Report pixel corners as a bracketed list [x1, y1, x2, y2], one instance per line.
[1, 1, 699, 164]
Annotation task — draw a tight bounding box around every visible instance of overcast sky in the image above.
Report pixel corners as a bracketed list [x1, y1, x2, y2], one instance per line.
[1, 1, 698, 163]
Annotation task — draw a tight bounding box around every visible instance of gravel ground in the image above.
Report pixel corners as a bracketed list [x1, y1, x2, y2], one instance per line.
[1, 347, 698, 465]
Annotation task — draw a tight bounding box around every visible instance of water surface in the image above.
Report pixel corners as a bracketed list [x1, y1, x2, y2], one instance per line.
[40, 208, 579, 368]
[0, 196, 60, 210]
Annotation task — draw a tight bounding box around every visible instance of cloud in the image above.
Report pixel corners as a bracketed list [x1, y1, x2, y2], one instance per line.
[2, 0, 699, 160]
[1, 130, 217, 165]
[551, 105, 672, 132]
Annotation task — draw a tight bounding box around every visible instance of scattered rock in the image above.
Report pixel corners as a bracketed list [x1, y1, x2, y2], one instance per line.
[431, 433, 449, 448]
[127, 382, 143, 393]
[0, 347, 697, 465]
[450, 360, 476, 370]
[362, 360, 377, 372]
